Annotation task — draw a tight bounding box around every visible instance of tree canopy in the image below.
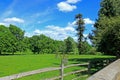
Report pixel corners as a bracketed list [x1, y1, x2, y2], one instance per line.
[0, 24, 80, 55]
[75, 14, 85, 54]
[90, 0, 120, 56]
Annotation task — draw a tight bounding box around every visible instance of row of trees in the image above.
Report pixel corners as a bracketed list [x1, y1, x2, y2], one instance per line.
[0, 24, 92, 55]
[90, 0, 120, 56]
[2, 0, 120, 56]
[0, 24, 25, 54]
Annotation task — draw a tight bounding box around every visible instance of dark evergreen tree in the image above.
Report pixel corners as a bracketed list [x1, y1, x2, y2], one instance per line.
[75, 14, 85, 54]
[90, 0, 120, 56]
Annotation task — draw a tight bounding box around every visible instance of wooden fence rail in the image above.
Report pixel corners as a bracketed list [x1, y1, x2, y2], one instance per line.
[0, 67, 61, 80]
[65, 63, 89, 68]
[0, 63, 89, 80]
[44, 62, 89, 80]
[45, 69, 88, 80]
[0, 58, 114, 80]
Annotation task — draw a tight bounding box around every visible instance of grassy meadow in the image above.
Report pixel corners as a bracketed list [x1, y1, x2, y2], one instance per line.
[0, 53, 115, 80]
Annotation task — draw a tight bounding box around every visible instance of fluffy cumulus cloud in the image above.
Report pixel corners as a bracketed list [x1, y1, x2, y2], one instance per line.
[46, 25, 76, 32]
[26, 17, 93, 42]
[0, 22, 6, 25]
[0, 22, 10, 26]
[67, 0, 81, 4]
[3, 17, 24, 23]
[83, 18, 95, 25]
[32, 21, 76, 40]
[57, 2, 76, 12]
[28, 18, 94, 41]
[57, 0, 81, 12]
[34, 29, 41, 34]
[32, 25, 92, 43]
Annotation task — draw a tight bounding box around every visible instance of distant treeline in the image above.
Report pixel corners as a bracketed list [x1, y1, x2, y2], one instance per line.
[0, 24, 93, 55]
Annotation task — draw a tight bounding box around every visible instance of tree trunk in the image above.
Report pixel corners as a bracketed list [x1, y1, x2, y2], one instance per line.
[12, 52, 14, 55]
[12, 50, 14, 55]
[116, 53, 120, 59]
[0, 51, 1, 55]
[60, 59, 64, 80]
[37, 51, 39, 54]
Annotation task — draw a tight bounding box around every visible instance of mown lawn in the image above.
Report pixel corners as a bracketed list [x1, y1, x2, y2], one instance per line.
[0, 54, 115, 80]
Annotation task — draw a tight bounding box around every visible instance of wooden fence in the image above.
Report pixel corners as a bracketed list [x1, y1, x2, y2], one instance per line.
[0, 58, 115, 80]
[42, 58, 115, 80]
[45, 62, 89, 80]
[0, 62, 89, 80]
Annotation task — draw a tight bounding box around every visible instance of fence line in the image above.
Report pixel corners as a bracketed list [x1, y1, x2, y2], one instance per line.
[45, 58, 115, 80]
[1, 58, 114, 80]
[45, 69, 88, 80]
[64, 63, 89, 68]
[0, 67, 61, 80]
[44, 62, 89, 80]
[0, 63, 89, 80]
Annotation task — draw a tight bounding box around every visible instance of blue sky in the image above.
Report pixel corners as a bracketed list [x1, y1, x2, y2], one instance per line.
[0, 0, 101, 41]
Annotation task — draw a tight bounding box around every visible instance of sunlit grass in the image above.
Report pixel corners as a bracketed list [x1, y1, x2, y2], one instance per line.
[0, 53, 115, 80]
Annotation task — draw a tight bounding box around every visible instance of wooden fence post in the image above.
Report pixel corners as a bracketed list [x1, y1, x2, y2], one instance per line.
[60, 59, 64, 80]
[88, 61, 91, 74]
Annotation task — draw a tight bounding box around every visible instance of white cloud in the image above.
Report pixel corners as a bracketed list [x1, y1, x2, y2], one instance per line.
[83, 34, 88, 37]
[25, 19, 92, 43]
[25, 20, 91, 44]
[65, 27, 75, 32]
[57, 0, 81, 12]
[32, 21, 77, 40]
[31, 18, 94, 41]
[0, 22, 7, 25]
[57, 2, 76, 12]
[4, 17, 24, 23]
[67, 20, 76, 27]
[34, 29, 41, 34]
[24, 32, 33, 37]
[83, 18, 95, 25]
[46, 25, 63, 31]
[0, 22, 10, 26]
[32, 27, 91, 43]
[46, 24, 76, 33]
[67, 0, 81, 4]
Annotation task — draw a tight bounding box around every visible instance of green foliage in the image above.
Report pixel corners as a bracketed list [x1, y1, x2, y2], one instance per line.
[87, 47, 100, 55]
[9, 24, 25, 41]
[0, 24, 78, 55]
[82, 42, 92, 54]
[99, 0, 120, 18]
[75, 14, 85, 54]
[0, 54, 114, 78]
[91, 0, 120, 56]
[64, 37, 77, 54]
[9, 24, 25, 53]
[29, 34, 63, 54]
[97, 17, 120, 55]
[0, 24, 94, 55]
[0, 25, 17, 54]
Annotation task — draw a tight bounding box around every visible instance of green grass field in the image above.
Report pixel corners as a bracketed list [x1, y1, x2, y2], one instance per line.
[0, 54, 115, 80]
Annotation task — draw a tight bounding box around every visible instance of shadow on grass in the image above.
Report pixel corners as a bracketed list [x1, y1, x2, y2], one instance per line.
[68, 57, 116, 64]
[68, 57, 116, 74]
[0, 54, 26, 56]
